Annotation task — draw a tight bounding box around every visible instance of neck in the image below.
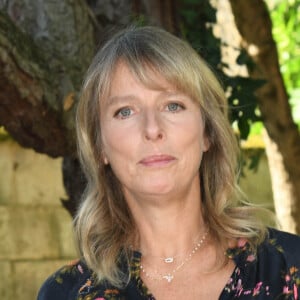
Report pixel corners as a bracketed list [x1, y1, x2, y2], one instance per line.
[125, 179, 207, 257]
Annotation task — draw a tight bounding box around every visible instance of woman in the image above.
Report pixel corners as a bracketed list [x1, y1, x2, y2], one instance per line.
[38, 26, 300, 299]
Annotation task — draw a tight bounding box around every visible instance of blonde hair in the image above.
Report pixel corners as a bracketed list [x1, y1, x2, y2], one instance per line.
[75, 26, 268, 287]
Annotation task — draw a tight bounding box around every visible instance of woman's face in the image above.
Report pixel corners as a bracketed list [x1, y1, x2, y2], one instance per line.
[100, 62, 209, 201]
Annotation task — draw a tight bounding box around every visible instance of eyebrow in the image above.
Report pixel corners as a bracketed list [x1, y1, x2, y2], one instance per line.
[106, 90, 188, 106]
[104, 95, 138, 109]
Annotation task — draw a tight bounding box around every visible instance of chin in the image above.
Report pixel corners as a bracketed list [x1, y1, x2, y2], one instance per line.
[140, 182, 175, 196]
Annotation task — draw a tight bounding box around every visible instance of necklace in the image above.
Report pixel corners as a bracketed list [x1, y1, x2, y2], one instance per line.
[144, 254, 181, 264]
[140, 229, 209, 283]
[163, 257, 176, 263]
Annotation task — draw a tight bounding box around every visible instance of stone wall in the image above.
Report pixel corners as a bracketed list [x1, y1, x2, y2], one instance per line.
[0, 139, 76, 300]
[0, 139, 274, 300]
[239, 149, 274, 211]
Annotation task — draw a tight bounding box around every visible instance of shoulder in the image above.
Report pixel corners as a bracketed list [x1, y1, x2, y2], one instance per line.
[37, 259, 129, 300]
[262, 227, 300, 261]
[37, 259, 91, 300]
[225, 229, 300, 299]
[257, 228, 300, 285]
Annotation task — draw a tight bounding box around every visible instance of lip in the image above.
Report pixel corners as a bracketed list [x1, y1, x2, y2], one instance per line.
[138, 154, 176, 167]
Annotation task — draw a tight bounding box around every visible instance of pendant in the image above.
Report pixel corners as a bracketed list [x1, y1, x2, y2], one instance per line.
[164, 257, 174, 263]
[162, 274, 174, 283]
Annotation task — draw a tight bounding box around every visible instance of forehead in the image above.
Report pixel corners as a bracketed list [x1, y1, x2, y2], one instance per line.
[99, 60, 202, 113]
[101, 66, 178, 113]
[105, 61, 180, 99]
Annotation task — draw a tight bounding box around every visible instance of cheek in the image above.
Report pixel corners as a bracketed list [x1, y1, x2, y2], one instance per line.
[101, 126, 135, 164]
[182, 119, 207, 150]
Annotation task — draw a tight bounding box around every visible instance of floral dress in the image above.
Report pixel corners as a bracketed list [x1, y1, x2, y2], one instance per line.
[37, 228, 300, 299]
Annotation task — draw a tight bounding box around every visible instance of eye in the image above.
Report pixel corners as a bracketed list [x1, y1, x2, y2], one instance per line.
[114, 107, 133, 119]
[166, 102, 185, 112]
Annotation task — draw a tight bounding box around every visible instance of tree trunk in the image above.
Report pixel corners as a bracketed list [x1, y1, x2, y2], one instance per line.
[88, 0, 178, 34]
[0, 0, 95, 217]
[132, 0, 178, 34]
[0, 0, 95, 157]
[0, 0, 178, 216]
[229, 0, 300, 234]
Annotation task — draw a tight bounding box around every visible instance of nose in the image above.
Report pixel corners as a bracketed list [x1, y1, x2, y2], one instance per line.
[143, 110, 164, 141]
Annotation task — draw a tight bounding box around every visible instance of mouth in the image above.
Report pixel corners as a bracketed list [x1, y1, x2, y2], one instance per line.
[138, 154, 176, 167]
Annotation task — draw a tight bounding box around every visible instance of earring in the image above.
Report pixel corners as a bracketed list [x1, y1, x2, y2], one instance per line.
[102, 152, 109, 165]
[103, 156, 109, 165]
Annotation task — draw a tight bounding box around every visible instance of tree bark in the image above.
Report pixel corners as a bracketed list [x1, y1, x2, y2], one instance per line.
[0, 0, 95, 215]
[0, 11, 74, 157]
[0, 0, 95, 157]
[229, 0, 300, 233]
[0, 0, 179, 216]
[88, 0, 178, 34]
[133, 0, 178, 34]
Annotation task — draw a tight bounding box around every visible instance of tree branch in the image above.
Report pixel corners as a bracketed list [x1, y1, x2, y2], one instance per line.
[229, 0, 300, 233]
[0, 11, 76, 157]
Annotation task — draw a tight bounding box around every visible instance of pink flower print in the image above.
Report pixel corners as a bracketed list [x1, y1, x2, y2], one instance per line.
[236, 279, 242, 290]
[237, 238, 247, 248]
[246, 254, 255, 262]
[77, 264, 84, 274]
[253, 282, 263, 296]
[285, 274, 291, 282]
[95, 298, 105, 300]
[236, 279, 243, 296]
[283, 285, 290, 294]
[293, 283, 298, 299]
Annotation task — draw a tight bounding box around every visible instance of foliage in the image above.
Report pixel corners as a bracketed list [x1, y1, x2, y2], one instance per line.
[270, 0, 300, 90]
[268, 0, 300, 126]
[179, 0, 263, 140]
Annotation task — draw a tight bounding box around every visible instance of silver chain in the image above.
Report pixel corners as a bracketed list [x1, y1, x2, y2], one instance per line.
[139, 229, 209, 283]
